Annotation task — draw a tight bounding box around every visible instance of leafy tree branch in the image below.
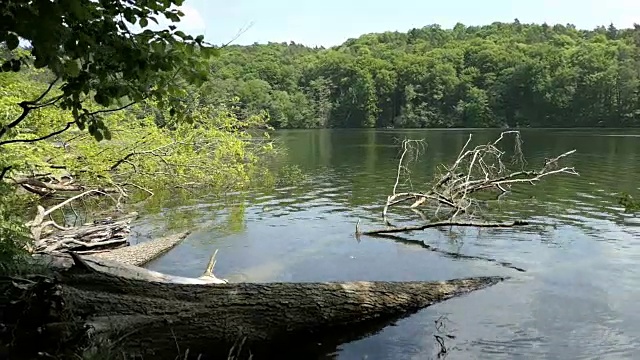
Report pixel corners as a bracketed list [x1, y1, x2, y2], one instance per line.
[0, 76, 60, 139]
[0, 121, 75, 146]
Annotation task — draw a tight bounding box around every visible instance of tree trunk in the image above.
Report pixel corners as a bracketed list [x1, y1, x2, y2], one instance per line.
[2, 255, 506, 359]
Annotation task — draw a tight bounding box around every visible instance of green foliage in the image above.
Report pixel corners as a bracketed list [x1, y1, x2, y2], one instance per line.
[1, 0, 215, 140]
[0, 0, 279, 275]
[0, 183, 34, 275]
[0, 69, 276, 275]
[0, 70, 274, 193]
[202, 22, 640, 128]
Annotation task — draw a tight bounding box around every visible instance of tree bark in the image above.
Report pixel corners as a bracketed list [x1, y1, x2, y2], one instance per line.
[2, 255, 506, 359]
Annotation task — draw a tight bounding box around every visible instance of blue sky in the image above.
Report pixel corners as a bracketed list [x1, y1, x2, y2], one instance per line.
[174, 0, 639, 47]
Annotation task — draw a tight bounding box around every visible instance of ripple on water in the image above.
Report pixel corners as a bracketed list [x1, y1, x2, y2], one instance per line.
[141, 129, 640, 359]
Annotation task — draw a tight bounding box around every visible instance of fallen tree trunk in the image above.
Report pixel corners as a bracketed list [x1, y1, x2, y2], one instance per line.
[2, 254, 506, 359]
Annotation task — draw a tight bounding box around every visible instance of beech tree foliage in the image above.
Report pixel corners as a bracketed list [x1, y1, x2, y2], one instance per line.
[0, 0, 216, 141]
[0, 0, 273, 264]
[204, 21, 640, 129]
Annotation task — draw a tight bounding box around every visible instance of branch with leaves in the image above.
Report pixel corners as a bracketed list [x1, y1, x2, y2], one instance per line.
[0, 77, 61, 139]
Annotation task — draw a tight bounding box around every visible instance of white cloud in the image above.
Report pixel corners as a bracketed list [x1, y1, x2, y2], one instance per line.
[174, 5, 206, 35]
[127, 4, 207, 37]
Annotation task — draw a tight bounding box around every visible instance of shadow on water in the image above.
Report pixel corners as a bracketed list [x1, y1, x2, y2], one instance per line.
[137, 128, 640, 359]
[362, 233, 527, 273]
[195, 310, 459, 360]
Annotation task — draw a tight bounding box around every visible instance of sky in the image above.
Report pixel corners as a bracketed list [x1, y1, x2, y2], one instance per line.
[172, 0, 639, 47]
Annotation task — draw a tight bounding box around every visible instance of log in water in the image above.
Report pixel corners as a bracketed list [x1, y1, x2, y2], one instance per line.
[1, 254, 506, 359]
[91, 231, 190, 266]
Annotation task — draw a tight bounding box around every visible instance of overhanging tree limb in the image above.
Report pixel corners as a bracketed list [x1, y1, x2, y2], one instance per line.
[0, 121, 76, 146]
[85, 100, 138, 116]
[0, 76, 60, 140]
[0, 166, 12, 181]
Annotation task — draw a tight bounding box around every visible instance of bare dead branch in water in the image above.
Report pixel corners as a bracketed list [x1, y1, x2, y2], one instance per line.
[361, 220, 529, 236]
[385, 139, 426, 225]
[360, 131, 579, 235]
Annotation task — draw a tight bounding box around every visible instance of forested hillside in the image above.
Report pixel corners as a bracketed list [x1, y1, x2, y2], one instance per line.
[209, 21, 640, 128]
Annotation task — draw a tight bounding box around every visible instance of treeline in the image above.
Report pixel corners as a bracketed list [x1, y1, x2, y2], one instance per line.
[205, 21, 640, 128]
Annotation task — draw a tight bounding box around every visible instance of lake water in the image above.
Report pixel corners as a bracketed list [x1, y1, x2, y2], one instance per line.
[134, 129, 640, 359]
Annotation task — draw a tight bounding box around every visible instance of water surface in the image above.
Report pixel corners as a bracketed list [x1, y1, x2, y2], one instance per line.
[137, 129, 640, 359]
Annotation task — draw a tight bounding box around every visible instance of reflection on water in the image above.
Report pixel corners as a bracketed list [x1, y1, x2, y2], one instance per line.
[139, 129, 640, 359]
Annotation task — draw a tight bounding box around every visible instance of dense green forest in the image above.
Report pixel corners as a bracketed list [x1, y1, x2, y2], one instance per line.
[208, 21, 640, 128]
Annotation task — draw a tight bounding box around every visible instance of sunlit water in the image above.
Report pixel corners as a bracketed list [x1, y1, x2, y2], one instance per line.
[133, 129, 640, 359]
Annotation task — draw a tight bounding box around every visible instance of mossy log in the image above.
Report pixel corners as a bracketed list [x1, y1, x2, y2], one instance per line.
[1, 254, 506, 359]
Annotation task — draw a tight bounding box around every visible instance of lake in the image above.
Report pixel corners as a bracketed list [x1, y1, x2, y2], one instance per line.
[133, 129, 640, 359]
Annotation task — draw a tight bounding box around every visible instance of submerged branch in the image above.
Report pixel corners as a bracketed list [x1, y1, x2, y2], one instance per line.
[359, 220, 529, 236]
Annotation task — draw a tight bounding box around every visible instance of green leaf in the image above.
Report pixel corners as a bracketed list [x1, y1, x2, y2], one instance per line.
[64, 59, 80, 77]
[103, 128, 112, 141]
[1, 61, 11, 72]
[32, 52, 47, 68]
[151, 41, 166, 54]
[165, 12, 180, 22]
[139, 17, 148, 28]
[195, 35, 204, 43]
[93, 130, 103, 142]
[10, 59, 20, 72]
[124, 9, 135, 24]
[6, 33, 19, 50]
[94, 92, 110, 107]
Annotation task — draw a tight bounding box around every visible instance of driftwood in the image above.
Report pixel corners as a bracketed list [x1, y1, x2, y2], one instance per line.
[359, 131, 579, 235]
[31, 213, 138, 254]
[1, 254, 506, 359]
[41, 250, 229, 284]
[91, 231, 191, 266]
[20, 186, 138, 254]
